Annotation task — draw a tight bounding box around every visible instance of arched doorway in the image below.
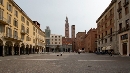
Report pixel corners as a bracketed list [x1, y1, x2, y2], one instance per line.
[0, 39, 3, 56]
[68, 48, 70, 52]
[5, 41, 13, 56]
[14, 42, 20, 55]
[26, 44, 29, 55]
[30, 45, 32, 54]
[33, 46, 35, 54]
[20, 43, 25, 55]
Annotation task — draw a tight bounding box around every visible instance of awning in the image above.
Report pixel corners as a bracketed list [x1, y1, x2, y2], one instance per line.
[106, 46, 111, 50]
[102, 47, 106, 50]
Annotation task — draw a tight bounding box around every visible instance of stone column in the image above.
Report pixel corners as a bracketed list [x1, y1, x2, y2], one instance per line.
[2, 45, 5, 57]
[19, 46, 20, 56]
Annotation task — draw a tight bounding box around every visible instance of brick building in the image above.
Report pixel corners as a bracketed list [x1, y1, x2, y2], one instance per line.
[85, 28, 97, 53]
[96, 0, 118, 53]
[62, 37, 72, 52]
[75, 30, 86, 52]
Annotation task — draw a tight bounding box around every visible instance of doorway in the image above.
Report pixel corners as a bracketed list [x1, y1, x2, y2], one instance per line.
[122, 43, 127, 55]
[0, 46, 3, 56]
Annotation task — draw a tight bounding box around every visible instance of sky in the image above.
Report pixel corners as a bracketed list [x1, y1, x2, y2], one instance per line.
[14, 0, 111, 37]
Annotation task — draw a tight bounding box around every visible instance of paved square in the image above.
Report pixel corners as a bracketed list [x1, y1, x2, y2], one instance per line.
[0, 53, 130, 73]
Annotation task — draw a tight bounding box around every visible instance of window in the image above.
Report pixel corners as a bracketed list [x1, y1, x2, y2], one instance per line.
[52, 39, 53, 41]
[13, 19, 18, 27]
[21, 25, 25, 31]
[7, 3, 12, 12]
[6, 27, 12, 37]
[98, 41, 100, 44]
[33, 39, 35, 43]
[121, 34, 128, 40]
[95, 34, 97, 38]
[105, 15, 107, 20]
[119, 23, 122, 30]
[59, 42, 60, 44]
[119, 12, 122, 19]
[55, 39, 57, 41]
[59, 39, 60, 41]
[26, 21, 29, 26]
[33, 27, 35, 31]
[55, 36, 57, 38]
[118, 1, 121, 9]
[125, 0, 129, 3]
[126, 19, 129, 28]
[27, 28, 29, 34]
[21, 35, 24, 40]
[21, 16, 25, 22]
[110, 19, 112, 25]
[105, 23, 107, 28]
[125, 7, 129, 15]
[0, 0, 3, 5]
[36, 29, 37, 33]
[110, 28, 112, 34]
[105, 31, 107, 35]
[59, 36, 60, 38]
[0, 25, 3, 32]
[110, 37, 112, 42]
[110, 8, 113, 15]
[52, 36, 53, 38]
[105, 39, 107, 43]
[52, 42, 53, 44]
[33, 32, 35, 36]
[14, 10, 18, 17]
[14, 30, 18, 38]
[99, 35, 100, 39]
[0, 8, 3, 19]
[7, 13, 11, 24]
[55, 42, 57, 44]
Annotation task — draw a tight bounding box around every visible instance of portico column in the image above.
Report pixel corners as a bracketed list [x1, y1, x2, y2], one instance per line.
[2, 45, 5, 57]
[12, 46, 14, 56]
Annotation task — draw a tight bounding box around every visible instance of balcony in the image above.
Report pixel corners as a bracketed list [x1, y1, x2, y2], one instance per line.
[0, 17, 9, 25]
[117, 7, 122, 12]
[118, 27, 129, 34]
[21, 30, 26, 35]
[3, 34, 22, 42]
[123, 1, 129, 7]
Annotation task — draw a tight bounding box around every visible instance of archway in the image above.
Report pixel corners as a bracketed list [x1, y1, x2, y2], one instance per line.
[26, 44, 29, 54]
[33, 46, 35, 54]
[0, 39, 3, 56]
[5, 41, 13, 56]
[30, 45, 32, 54]
[14, 42, 20, 55]
[20, 43, 25, 55]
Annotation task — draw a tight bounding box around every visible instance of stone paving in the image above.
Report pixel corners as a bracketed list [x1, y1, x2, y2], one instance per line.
[0, 52, 130, 73]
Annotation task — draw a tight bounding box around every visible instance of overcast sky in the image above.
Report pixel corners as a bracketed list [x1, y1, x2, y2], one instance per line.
[14, 0, 111, 37]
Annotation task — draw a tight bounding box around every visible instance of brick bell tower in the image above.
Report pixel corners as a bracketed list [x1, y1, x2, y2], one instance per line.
[65, 16, 69, 38]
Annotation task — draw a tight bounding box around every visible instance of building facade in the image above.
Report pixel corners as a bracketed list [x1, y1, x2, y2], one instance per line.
[65, 16, 69, 38]
[75, 31, 86, 52]
[62, 37, 72, 52]
[71, 25, 75, 52]
[45, 26, 51, 52]
[116, 0, 130, 56]
[96, 0, 118, 53]
[50, 34, 62, 52]
[0, 0, 45, 57]
[85, 28, 97, 53]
